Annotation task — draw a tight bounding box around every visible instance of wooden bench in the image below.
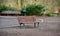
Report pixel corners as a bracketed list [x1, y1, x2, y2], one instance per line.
[18, 16, 39, 28]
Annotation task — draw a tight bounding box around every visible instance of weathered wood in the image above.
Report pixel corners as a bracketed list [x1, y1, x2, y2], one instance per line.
[18, 16, 38, 27]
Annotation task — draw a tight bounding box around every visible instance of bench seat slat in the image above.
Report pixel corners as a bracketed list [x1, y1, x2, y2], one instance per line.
[18, 16, 36, 24]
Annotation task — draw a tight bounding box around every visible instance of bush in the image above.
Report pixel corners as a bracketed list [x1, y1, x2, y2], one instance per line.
[0, 5, 17, 12]
[45, 12, 55, 16]
[21, 4, 45, 16]
[0, 5, 7, 12]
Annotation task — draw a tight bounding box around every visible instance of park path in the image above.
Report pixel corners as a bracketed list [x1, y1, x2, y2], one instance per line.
[0, 16, 60, 36]
[0, 16, 20, 28]
[0, 16, 60, 29]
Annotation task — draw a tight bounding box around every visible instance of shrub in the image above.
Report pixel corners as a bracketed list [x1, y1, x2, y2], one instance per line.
[21, 4, 45, 16]
[0, 5, 7, 12]
[0, 5, 17, 12]
[45, 12, 55, 16]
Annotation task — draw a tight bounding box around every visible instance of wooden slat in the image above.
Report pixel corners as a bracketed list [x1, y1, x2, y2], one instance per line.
[18, 16, 36, 24]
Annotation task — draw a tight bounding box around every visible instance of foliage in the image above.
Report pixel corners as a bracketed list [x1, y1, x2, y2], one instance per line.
[21, 4, 45, 16]
[57, 13, 60, 16]
[45, 12, 55, 16]
[0, 5, 17, 12]
[56, 0, 60, 5]
[6, 6, 17, 11]
[0, 5, 7, 12]
[45, 12, 60, 17]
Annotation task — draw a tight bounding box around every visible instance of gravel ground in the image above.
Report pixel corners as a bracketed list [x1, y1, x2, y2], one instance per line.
[0, 26, 60, 36]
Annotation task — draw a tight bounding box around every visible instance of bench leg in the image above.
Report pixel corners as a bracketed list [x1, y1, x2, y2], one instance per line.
[20, 24, 22, 28]
[19, 23, 25, 28]
[37, 22, 39, 27]
[23, 24, 25, 27]
[34, 23, 36, 28]
[19, 23, 23, 27]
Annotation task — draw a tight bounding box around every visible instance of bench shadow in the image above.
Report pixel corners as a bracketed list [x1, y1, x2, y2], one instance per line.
[0, 24, 37, 29]
[16, 25, 36, 29]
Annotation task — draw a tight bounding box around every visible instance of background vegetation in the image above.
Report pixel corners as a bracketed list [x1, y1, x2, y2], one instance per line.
[0, 4, 17, 12]
[21, 4, 45, 16]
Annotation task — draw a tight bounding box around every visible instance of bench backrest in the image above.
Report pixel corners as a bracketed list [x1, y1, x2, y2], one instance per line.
[18, 16, 36, 24]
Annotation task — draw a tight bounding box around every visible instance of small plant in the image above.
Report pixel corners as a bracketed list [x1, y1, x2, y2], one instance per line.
[57, 13, 60, 16]
[45, 12, 55, 16]
[21, 4, 45, 16]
